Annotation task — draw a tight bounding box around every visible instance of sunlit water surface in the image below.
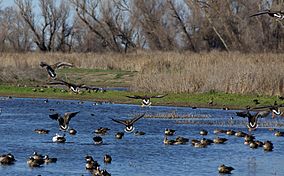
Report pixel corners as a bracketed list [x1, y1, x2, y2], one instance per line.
[0, 97, 283, 176]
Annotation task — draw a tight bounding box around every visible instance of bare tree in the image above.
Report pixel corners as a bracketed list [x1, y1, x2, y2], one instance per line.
[15, 0, 73, 52]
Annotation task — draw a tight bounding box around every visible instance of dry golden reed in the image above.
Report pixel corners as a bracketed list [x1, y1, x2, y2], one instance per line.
[0, 51, 284, 95]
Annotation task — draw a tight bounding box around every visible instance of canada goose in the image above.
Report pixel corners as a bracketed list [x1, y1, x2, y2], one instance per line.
[275, 131, 284, 136]
[126, 94, 167, 107]
[194, 142, 207, 148]
[200, 138, 213, 145]
[48, 79, 84, 94]
[213, 137, 228, 144]
[52, 133, 66, 143]
[252, 102, 284, 118]
[199, 129, 208, 136]
[111, 113, 145, 133]
[49, 111, 79, 131]
[32, 152, 43, 160]
[69, 128, 77, 135]
[235, 131, 247, 137]
[218, 164, 234, 174]
[164, 128, 175, 136]
[0, 153, 16, 165]
[43, 155, 57, 163]
[34, 129, 50, 134]
[93, 127, 110, 135]
[249, 141, 258, 149]
[115, 132, 124, 139]
[250, 10, 284, 20]
[40, 61, 73, 79]
[236, 110, 270, 130]
[80, 85, 106, 93]
[27, 157, 43, 167]
[93, 136, 103, 145]
[134, 131, 146, 136]
[263, 141, 274, 151]
[163, 136, 175, 145]
[226, 130, 236, 135]
[175, 136, 189, 145]
[103, 154, 112, 164]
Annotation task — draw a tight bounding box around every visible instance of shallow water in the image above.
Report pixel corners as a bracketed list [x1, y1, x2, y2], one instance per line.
[0, 97, 283, 176]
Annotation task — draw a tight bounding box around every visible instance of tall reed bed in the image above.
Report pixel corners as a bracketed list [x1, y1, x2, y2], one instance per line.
[0, 51, 284, 95]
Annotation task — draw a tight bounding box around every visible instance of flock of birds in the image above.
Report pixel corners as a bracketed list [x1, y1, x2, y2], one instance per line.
[1, 9, 284, 175]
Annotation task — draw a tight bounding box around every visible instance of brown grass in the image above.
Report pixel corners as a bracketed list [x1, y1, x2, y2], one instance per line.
[0, 51, 284, 95]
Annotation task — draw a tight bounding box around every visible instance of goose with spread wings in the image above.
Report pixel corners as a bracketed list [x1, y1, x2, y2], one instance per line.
[111, 113, 145, 133]
[251, 102, 284, 118]
[126, 94, 167, 107]
[250, 10, 284, 20]
[40, 61, 73, 79]
[49, 111, 80, 131]
[236, 110, 270, 130]
[48, 79, 84, 94]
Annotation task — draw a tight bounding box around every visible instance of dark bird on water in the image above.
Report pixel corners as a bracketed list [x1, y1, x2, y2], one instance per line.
[40, 61, 73, 79]
[111, 113, 145, 133]
[49, 111, 80, 131]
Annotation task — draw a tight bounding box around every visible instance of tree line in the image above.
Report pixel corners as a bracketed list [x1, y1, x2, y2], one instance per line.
[0, 0, 283, 53]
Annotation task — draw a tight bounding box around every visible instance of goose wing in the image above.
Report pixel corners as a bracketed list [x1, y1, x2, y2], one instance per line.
[249, 10, 270, 17]
[64, 111, 80, 123]
[126, 95, 143, 99]
[256, 111, 270, 118]
[129, 113, 146, 125]
[150, 94, 167, 98]
[49, 113, 60, 120]
[111, 118, 128, 126]
[236, 111, 249, 118]
[54, 62, 73, 69]
[40, 62, 49, 68]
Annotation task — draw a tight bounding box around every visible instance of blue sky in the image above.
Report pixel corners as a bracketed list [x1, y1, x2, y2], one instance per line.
[2, 0, 14, 7]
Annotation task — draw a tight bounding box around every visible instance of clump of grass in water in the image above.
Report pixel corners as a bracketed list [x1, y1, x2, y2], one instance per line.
[145, 111, 211, 119]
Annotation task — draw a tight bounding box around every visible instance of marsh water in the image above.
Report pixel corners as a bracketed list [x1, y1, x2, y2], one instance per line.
[0, 97, 284, 176]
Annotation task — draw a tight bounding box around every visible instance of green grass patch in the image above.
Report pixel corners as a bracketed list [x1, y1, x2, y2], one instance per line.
[0, 85, 281, 110]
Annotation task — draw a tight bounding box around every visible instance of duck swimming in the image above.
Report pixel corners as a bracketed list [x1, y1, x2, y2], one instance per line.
[0, 153, 16, 165]
[111, 113, 145, 133]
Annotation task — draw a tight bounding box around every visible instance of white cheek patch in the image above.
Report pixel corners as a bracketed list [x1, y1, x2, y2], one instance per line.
[272, 109, 281, 115]
[70, 86, 79, 93]
[142, 99, 151, 106]
[125, 126, 135, 133]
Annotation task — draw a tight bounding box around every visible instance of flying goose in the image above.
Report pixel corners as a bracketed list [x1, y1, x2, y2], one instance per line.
[251, 102, 284, 118]
[111, 113, 145, 133]
[40, 61, 73, 79]
[126, 94, 167, 107]
[49, 111, 80, 131]
[48, 79, 84, 94]
[250, 10, 284, 20]
[236, 110, 270, 130]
